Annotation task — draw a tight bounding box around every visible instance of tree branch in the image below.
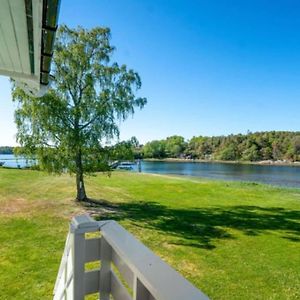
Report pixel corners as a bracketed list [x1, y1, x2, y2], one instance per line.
[79, 115, 99, 130]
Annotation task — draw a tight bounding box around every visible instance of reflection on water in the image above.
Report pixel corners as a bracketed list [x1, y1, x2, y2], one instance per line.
[139, 161, 300, 188]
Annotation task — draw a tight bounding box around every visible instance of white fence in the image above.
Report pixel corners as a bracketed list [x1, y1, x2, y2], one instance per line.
[53, 215, 209, 300]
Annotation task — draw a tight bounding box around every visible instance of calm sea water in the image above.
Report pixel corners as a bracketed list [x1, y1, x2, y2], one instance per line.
[1, 154, 300, 188]
[0, 154, 35, 168]
[139, 160, 300, 188]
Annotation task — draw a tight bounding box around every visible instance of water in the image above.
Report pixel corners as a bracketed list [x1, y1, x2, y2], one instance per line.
[0, 154, 35, 168]
[1, 154, 299, 188]
[138, 160, 300, 188]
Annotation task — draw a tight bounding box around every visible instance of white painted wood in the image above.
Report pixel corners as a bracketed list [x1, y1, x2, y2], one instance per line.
[53, 216, 105, 300]
[112, 248, 134, 289]
[99, 237, 112, 300]
[110, 270, 132, 300]
[0, 0, 21, 72]
[0, 37, 6, 68]
[71, 214, 101, 233]
[72, 232, 85, 300]
[0, 68, 39, 81]
[66, 246, 73, 284]
[53, 232, 73, 300]
[85, 238, 101, 262]
[54, 267, 65, 300]
[53, 215, 209, 300]
[84, 270, 100, 295]
[0, 24, 12, 69]
[66, 277, 74, 300]
[9, 0, 31, 74]
[0, 28, 13, 69]
[101, 221, 209, 300]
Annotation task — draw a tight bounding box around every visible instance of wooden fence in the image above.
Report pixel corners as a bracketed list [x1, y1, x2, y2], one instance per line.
[53, 215, 209, 300]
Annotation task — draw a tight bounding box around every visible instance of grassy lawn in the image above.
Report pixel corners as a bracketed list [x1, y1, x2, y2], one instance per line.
[0, 168, 299, 299]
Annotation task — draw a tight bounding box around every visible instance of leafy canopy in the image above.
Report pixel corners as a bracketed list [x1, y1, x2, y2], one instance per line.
[12, 25, 147, 173]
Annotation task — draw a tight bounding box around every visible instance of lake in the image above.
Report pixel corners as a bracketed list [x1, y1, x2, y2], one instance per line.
[139, 160, 300, 188]
[1, 154, 299, 188]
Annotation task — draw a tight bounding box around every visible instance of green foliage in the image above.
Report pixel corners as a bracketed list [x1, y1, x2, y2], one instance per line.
[109, 140, 134, 161]
[142, 136, 186, 159]
[290, 136, 300, 161]
[165, 135, 186, 158]
[241, 144, 260, 161]
[142, 132, 300, 162]
[216, 144, 238, 161]
[129, 136, 139, 148]
[12, 25, 146, 199]
[143, 140, 166, 158]
[185, 136, 213, 159]
[128, 136, 146, 159]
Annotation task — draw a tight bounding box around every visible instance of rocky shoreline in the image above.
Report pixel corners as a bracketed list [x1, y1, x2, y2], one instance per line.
[144, 158, 300, 167]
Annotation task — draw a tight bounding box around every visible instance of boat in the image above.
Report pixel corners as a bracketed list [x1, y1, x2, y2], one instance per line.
[117, 161, 135, 170]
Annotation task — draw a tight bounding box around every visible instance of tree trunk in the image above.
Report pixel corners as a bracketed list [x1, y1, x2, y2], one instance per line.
[75, 149, 87, 201]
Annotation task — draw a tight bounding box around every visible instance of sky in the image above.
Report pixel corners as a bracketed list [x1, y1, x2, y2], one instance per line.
[1, 0, 300, 146]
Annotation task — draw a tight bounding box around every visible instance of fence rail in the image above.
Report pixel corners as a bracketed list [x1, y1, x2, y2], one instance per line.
[53, 215, 209, 300]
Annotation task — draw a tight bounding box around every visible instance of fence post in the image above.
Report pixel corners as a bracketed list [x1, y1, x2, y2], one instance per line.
[54, 216, 209, 300]
[99, 236, 112, 300]
[71, 215, 100, 300]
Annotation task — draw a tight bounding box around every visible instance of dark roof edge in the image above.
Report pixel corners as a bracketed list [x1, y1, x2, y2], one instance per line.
[40, 0, 61, 86]
[25, 0, 35, 74]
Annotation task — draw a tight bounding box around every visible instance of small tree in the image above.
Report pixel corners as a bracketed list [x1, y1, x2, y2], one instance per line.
[12, 25, 146, 201]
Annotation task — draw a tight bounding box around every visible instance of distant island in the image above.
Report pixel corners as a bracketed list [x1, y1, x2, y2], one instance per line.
[0, 146, 13, 155]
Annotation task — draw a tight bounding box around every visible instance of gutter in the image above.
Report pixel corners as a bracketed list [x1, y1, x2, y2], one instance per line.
[40, 0, 61, 86]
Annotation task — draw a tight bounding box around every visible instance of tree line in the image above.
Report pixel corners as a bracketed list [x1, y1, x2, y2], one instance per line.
[138, 132, 300, 162]
[0, 146, 14, 154]
[2, 132, 300, 162]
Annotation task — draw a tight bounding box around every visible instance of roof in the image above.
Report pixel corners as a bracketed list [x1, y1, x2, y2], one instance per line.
[0, 0, 60, 96]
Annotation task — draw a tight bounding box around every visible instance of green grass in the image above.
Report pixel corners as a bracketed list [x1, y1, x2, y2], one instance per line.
[0, 168, 299, 299]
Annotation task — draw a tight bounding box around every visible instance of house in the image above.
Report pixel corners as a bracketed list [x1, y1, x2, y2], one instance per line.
[0, 0, 60, 96]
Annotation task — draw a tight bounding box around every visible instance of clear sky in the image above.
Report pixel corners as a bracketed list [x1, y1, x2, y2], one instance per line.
[1, 0, 300, 146]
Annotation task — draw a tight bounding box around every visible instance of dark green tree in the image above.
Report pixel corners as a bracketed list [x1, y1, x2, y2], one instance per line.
[129, 136, 140, 148]
[143, 140, 166, 158]
[12, 25, 146, 201]
[165, 135, 186, 158]
[109, 140, 134, 161]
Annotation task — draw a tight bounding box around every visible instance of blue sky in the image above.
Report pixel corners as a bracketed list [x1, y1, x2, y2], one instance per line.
[1, 0, 300, 145]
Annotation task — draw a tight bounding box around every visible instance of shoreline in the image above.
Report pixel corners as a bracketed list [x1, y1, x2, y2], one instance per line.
[143, 158, 300, 167]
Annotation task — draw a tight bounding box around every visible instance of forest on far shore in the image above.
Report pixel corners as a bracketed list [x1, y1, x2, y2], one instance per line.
[139, 131, 300, 162]
[1, 131, 300, 162]
[0, 146, 13, 154]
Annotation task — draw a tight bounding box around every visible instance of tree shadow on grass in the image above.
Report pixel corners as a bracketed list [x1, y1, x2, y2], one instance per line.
[84, 199, 300, 250]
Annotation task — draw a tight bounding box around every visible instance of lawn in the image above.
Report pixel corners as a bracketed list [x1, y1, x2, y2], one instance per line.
[0, 168, 299, 299]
